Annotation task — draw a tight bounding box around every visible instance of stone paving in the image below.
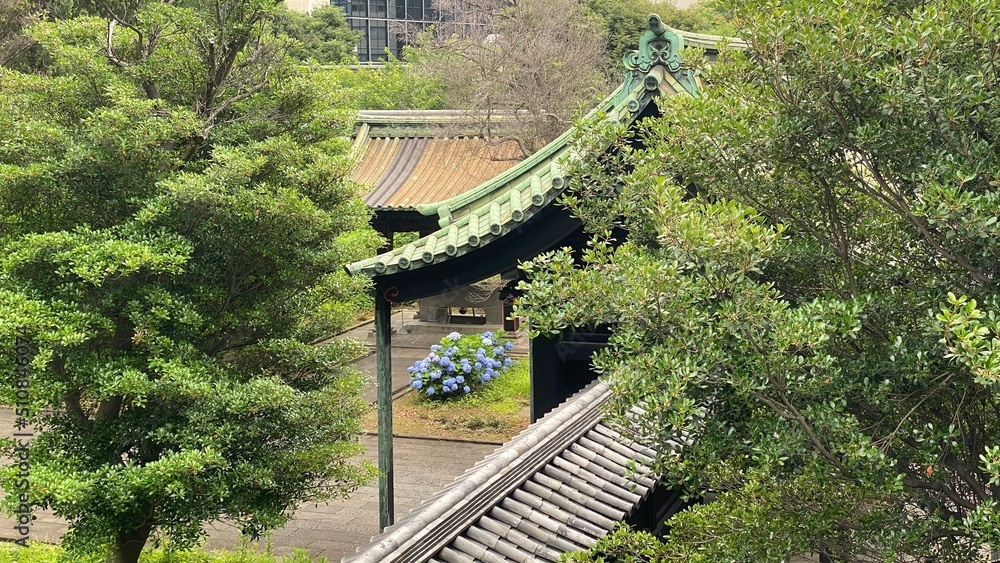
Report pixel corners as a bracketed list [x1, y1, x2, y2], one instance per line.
[0, 409, 496, 561]
[198, 435, 496, 560]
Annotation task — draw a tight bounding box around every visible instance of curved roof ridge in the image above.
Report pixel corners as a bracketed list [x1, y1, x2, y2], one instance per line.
[347, 14, 709, 279]
[413, 80, 627, 229]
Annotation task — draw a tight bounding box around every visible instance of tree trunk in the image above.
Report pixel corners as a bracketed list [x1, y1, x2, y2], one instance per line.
[108, 521, 153, 563]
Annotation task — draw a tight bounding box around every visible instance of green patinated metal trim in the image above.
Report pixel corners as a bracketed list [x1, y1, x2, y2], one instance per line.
[354, 110, 526, 139]
[346, 19, 737, 280]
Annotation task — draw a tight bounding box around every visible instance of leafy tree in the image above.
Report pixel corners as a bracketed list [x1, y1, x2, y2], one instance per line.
[517, 0, 1000, 559]
[325, 57, 445, 110]
[272, 4, 360, 64]
[403, 0, 607, 157]
[0, 1, 380, 562]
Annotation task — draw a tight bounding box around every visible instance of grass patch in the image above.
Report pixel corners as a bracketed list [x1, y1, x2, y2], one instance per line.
[0, 542, 324, 563]
[447, 360, 530, 414]
[363, 360, 530, 443]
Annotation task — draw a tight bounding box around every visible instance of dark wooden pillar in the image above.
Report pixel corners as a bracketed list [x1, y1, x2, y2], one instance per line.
[374, 286, 394, 531]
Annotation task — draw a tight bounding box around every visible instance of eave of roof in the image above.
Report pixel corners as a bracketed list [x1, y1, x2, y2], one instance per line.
[343, 382, 660, 563]
[346, 19, 734, 280]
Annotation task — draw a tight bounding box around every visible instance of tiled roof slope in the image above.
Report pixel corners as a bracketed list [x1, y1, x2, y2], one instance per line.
[343, 383, 659, 563]
[346, 17, 724, 279]
[356, 137, 522, 209]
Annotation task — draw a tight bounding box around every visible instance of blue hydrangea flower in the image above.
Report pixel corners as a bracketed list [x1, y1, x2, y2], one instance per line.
[503, 357, 511, 367]
[485, 368, 495, 377]
[430, 370, 441, 380]
[426, 388, 435, 396]
[474, 361, 483, 369]
[482, 373, 491, 382]
[504, 341, 514, 351]
[431, 344, 443, 351]
[483, 331, 493, 339]
[494, 347, 504, 355]
[482, 338, 493, 347]
[463, 386, 471, 393]
[447, 332, 461, 340]
[411, 380, 423, 390]
[463, 364, 472, 373]
[476, 348, 486, 356]
[444, 378, 455, 386]
[455, 376, 465, 384]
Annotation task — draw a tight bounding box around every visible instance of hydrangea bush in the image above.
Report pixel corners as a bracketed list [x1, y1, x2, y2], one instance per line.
[408, 331, 515, 399]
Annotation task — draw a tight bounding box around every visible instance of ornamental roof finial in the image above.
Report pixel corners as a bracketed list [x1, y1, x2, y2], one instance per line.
[623, 13, 685, 77]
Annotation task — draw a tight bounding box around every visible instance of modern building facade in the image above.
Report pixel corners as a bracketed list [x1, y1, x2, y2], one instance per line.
[331, 0, 443, 62]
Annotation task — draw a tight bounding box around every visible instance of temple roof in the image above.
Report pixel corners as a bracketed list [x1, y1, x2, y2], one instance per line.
[352, 111, 524, 211]
[346, 19, 732, 283]
[343, 383, 663, 563]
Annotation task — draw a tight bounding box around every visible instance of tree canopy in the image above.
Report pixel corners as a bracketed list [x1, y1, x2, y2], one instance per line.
[272, 3, 360, 64]
[403, 0, 607, 157]
[517, 0, 1000, 559]
[0, 1, 379, 562]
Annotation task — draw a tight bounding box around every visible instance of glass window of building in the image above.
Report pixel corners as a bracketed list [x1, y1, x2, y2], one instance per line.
[333, 0, 442, 62]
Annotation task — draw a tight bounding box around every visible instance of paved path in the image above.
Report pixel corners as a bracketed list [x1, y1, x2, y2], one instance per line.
[0, 411, 495, 561]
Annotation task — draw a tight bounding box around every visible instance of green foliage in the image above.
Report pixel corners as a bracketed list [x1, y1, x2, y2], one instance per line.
[454, 358, 529, 415]
[271, 5, 360, 65]
[392, 231, 420, 247]
[325, 58, 444, 110]
[516, 0, 1000, 559]
[407, 331, 515, 400]
[0, 0, 41, 70]
[0, 1, 378, 562]
[562, 524, 666, 562]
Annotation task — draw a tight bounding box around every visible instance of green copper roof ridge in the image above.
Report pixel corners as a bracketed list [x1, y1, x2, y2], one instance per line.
[414, 80, 630, 224]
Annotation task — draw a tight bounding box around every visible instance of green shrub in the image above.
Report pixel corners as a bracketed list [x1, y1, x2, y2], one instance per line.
[407, 331, 515, 400]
